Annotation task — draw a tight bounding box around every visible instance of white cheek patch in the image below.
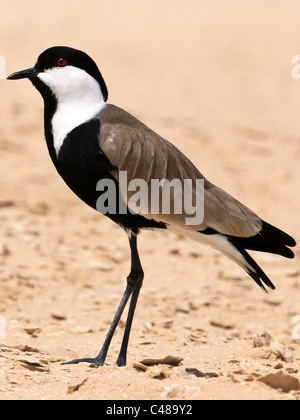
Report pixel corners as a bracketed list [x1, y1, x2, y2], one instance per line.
[38, 66, 106, 156]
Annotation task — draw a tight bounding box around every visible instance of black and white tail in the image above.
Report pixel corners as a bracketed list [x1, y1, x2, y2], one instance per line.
[228, 221, 296, 292]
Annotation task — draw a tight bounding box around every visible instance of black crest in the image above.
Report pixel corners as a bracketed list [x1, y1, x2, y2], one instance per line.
[35, 46, 109, 101]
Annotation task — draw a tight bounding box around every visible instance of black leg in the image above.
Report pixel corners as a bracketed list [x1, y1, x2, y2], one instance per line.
[62, 232, 143, 368]
[116, 235, 144, 367]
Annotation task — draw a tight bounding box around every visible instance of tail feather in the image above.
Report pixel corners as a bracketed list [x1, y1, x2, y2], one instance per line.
[231, 221, 296, 259]
[228, 221, 296, 292]
[230, 241, 276, 292]
[186, 220, 295, 292]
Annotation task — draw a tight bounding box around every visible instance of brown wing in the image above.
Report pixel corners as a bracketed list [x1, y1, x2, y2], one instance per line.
[98, 104, 262, 238]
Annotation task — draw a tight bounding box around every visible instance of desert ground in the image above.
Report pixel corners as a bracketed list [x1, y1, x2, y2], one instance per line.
[0, 0, 300, 400]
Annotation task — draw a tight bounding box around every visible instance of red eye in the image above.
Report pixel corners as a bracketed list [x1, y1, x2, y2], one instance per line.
[56, 58, 68, 67]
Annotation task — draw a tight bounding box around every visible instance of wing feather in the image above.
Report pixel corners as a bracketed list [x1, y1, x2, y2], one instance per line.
[98, 105, 262, 238]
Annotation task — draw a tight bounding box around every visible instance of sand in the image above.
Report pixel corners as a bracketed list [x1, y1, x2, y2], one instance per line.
[0, 0, 299, 400]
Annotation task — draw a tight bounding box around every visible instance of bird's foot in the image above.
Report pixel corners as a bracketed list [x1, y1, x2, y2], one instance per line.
[62, 357, 104, 368]
[116, 354, 126, 367]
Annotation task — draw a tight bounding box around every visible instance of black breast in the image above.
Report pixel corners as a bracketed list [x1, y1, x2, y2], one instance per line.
[55, 119, 166, 233]
[56, 120, 114, 209]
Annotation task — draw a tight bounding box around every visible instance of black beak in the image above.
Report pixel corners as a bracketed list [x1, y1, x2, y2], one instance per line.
[7, 67, 38, 80]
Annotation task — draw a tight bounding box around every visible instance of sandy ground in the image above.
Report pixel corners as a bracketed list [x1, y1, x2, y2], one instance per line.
[0, 0, 300, 400]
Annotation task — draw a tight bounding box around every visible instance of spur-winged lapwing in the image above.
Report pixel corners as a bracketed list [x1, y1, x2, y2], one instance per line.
[8, 47, 296, 367]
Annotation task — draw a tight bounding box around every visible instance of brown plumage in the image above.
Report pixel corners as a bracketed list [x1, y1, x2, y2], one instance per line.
[97, 103, 296, 292]
[99, 104, 261, 237]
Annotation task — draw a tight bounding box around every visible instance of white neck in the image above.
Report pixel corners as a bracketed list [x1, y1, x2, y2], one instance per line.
[38, 66, 106, 156]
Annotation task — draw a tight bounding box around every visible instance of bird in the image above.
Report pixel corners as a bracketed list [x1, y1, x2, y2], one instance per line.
[7, 46, 296, 368]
